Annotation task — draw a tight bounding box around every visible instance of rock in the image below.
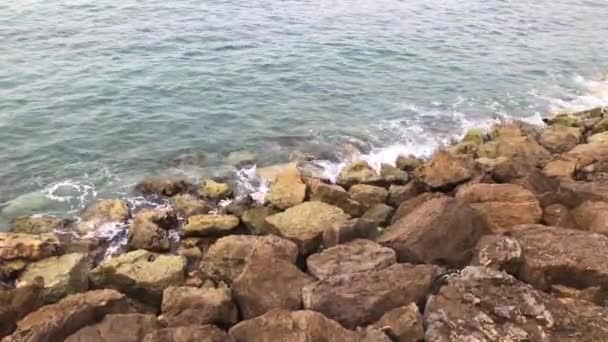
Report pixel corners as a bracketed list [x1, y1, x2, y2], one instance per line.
[232, 248, 314, 319]
[391, 192, 445, 224]
[360, 204, 394, 227]
[256, 163, 295, 183]
[592, 117, 608, 134]
[302, 263, 441, 329]
[0, 281, 43, 338]
[322, 218, 378, 248]
[9, 216, 68, 234]
[200, 235, 298, 284]
[240, 207, 278, 235]
[171, 194, 212, 218]
[229, 309, 363, 342]
[79, 199, 129, 232]
[562, 137, 608, 168]
[377, 197, 487, 267]
[455, 183, 542, 234]
[578, 158, 608, 182]
[370, 303, 424, 342]
[413, 151, 477, 190]
[308, 179, 365, 217]
[226, 149, 257, 166]
[542, 157, 578, 179]
[395, 155, 422, 172]
[337, 161, 381, 188]
[560, 180, 608, 204]
[424, 266, 608, 341]
[17, 253, 89, 304]
[306, 239, 396, 280]
[64, 313, 161, 342]
[182, 215, 239, 237]
[386, 182, 426, 207]
[348, 184, 388, 210]
[550, 284, 608, 305]
[5, 289, 135, 342]
[449, 141, 478, 156]
[266, 165, 306, 209]
[543, 204, 578, 229]
[510, 225, 608, 292]
[572, 201, 608, 235]
[539, 124, 582, 153]
[200, 179, 232, 199]
[161, 286, 238, 327]
[462, 128, 486, 145]
[223, 197, 253, 217]
[143, 325, 230, 342]
[90, 250, 186, 304]
[0, 259, 28, 282]
[265, 201, 349, 255]
[128, 209, 177, 252]
[470, 235, 522, 274]
[546, 113, 584, 127]
[135, 178, 192, 197]
[379, 164, 409, 184]
[0, 233, 61, 261]
[478, 135, 550, 166]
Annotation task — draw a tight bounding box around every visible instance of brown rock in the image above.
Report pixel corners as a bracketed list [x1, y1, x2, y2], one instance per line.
[266, 165, 306, 210]
[572, 201, 608, 235]
[413, 151, 477, 190]
[200, 235, 298, 284]
[391, 192, 445, 224]
[455, 183, 542, 234]
[79, 199, 129, 232]
[360, 204, 394, 227]
[379, 164, 409, 184]
[128, 209, 177, 252]
[386, 181, 425, 207]
[0, 233, 61, 261]
[308, 179, 365, 217]
[543, 203, 578, 229]
[171, 194, 212, 218]
[306, 239, 396, 280]
[348, 184, 388, 210]
[337, 161, 381, 188]
[470, 235, 522, 274]
[161, 286, 238, 327]
[370, 303, 424, 342]
[302, 263, 441, 329]
[478, 135, 550, 166]
[0, 259, 28, 282]
[9, 216, 68, 234]
[378, 197, 487, 267]
[563, 136, 608, 168]
[135, 178, 192, 197]
[543, 157, 578, 179]
[64, 313, 161, 342]
[143, 325, 230, 342]
[0, 281, 43, 338]
[550, 284, 608, 305]
[322, 218, 378, 248]
[539, 124, 582, 153]
[182, 215, 239, 237]
[241, 207, 278, 235]
[560, 180, 608, 204]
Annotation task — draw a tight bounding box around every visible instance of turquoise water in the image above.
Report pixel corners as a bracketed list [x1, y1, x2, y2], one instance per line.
[1, 0, 608, 224]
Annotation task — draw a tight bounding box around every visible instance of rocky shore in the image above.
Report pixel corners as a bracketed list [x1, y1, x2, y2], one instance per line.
[2, 106, 608, 341]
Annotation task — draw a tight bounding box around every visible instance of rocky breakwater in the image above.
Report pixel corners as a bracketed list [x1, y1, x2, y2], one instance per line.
[3, 107, 608, 341]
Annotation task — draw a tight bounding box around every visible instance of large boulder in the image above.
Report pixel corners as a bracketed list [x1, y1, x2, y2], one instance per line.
[538, 124, 582, 153]
[562, 134, 608, 168]
[199, 179, 232, 199]
[377, 197, 488, 267]
[308, 179, 365, 217]
[161, 286, 238, 327]
[64, 313, 161, 342]
[396, 155, 422, 171]
[455, 183, 542, 233]
[0, 233, 61, 261]
[182, 215, 239, 237]
[306, 239, 396, 280]
[542, 157, 578, 179]
[413, 151, 477, 190]
[9, 216, 68, 234]
[17, 253, 90, 304]
[241, 207, 278, 235]
[424, 266, 608, 341]
[542, 203, 578, 229]
[265, 201, 350, 254]
[79, 199, 129, 232]
[370, 303, 424, 342]
[89, 250, 186, 304]
[348, 184, 388, 210]
[4, 290, 135, 342]
[302, 263, 441, 329]
[386, 182, 426, 207]
[170, 194, 212, 218]
[360, 204, 394, 227]
[391, 192, 446, 224]
[266, 165, 306, 210]
[560, 180, 608, 204]
[0, 281, 43, 338]
[478, 135, 550, 166]
[572, 201, 608, 235]
[337, 161, 381, 188]
[379, 164, 409, 184]
[128, 209, 177, 252]
[143, 325, 229, 342]
[200, 235, 298, 284]
[135, 178, 192, 197]
[469, 235, 522, 274]
[322, 218, 378, 248]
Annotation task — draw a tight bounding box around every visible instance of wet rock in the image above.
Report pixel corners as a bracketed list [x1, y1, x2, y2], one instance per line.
[322, 218, 378, 248]
[449, 141, 479, 156]
[128, 209, 177, 252]
[200, 235, 298, 284]
[5, 289, 135, 342]
[395, 155, 422, 172]
[0, 233, 61, 261]
[543, 203, 578, 228]
[377, 197, 487, 267]
[308, 179, 365, 217]
[64, 313, 161, 342]
[592, 117, 608, 134]
[455, 183, 542, 234]
[17, 253, 89, 304]
[90, 250, 186, 304]
[256, 163, 295, 183]
[0, 281, 43, 338]
[478, 135, 550, 166]
[390, 192, 446, 224]
[226, 149, 257, 167]
[161, 286, 238, 327]
[266, 165, 306, 209]
[542, 157, 578, 179]
[143, 325, 230, 342]
[0, 259, 28, 282]
[337, 161, 381, 188]
[370, 303, 424, 342]
[386, 181, 426, 207]
[182, 215, 239, 237]
[413, 151, 477, 190]
[361, 204, 394, 227]
[135, 178, 192, 197]
[9, 216, 68, 234]
[171, 194, 213, 218]
[546, 113, 584, 127]
[572, 201, 608, 235]
[79, 199, 129, 232]
[240, 206, 278, 235]
[348, 184, 388, 210]
[539, 124, 582, 153]
[470, 235, 522, 274]
[233, 248, 314, 319]
[463, 128, 486, 145]
[379, 164, 409, 184]
[265, 201, 349, 255]
[302, 263, 441, 329]
[306, 239, 396, 280]
[200, 179, 232, 199]
[424, 266, 608, 341]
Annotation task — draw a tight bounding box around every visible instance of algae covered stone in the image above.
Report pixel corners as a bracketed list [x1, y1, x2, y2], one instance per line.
[266, 165, 306, 210]
[9, 215, 68, 234]
[337, 161, 381, 188]
[200, 179, 232, 199]
[182, 214, 240, 237]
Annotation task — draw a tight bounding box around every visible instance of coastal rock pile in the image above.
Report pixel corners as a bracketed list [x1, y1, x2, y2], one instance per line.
[2, 106, 608, 341]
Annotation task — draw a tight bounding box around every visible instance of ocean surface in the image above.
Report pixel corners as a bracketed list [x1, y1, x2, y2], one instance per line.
[1, 0, 608, 228]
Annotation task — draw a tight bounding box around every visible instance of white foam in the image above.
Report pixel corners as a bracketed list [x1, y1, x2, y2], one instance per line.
[548, 74, 608, 114]
[233, 165, 269, 204]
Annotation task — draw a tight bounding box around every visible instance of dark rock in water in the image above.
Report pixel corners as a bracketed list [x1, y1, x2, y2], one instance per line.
[161, 150, 207, 168]
[134, 178, 193, 197]
[143, 325, 229, 342]
[64, 313, 162, 342]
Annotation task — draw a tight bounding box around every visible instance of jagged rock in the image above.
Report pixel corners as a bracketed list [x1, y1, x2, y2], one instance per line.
[79, 199, 129, 232]
[413, 151, 477, 190]
[542, 204, 578, 229]
[265, 201, 349, 254]
[200, 179, 232, 199]
[377, 197, 487, 267]
[308, 179, 365, 217]
[370, 303, 424, 342]
[161, 286, 238, 327]
[302, 263, 441, 329]
[578, 158, 608, 182]
[9, 216, 68, 234]
[0, 281, 43, 338]
[424, 266, 608, 341]
[379, 164, 409, 184]
[64, 313, 161, 342]
[560, 180, 608, 204]
[232, 248, 314, 319]
[563, 135, 608, 167]
[200, 235, 298, 284]
[455, 183, 542, 234]
[266, 165, 306, 210]
[128, 209, 177, 252]
[322, 218, 378, 248]
[387, 182, 425, 207]
[478, 135, 550, 166]
[546, 113, 584, 127]
[361, 204, 394, 227]
[348, 184, 388, 210]
[463, 128, 486, 145]
[391, 192, 446, 224]
[0, 233, 61, 261]
[449, 141, 478, 156]
[171, 194, 212, 218]
[470, 235, 522, 274]
[337, 161, 381, 188]
[542, 157, 578, 179]
[572, 201, 608, 235]
[17, 253, 89, 304]
[592, 117, 608, 134]
[306, 239, 396, 280]
[5, 289, 135, 342]
[539, 124, 582, 153]
[182, 215, 239, 237]
[0, 259, 28, 282]
[143, 325, 230, 342]
[135, 178, 192, 197]
[90, 250, 186, 304]
[240, 207, 277, 235]
[395, 155, 422, 172]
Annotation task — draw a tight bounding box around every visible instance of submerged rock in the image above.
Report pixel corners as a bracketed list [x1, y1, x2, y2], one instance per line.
[0, 233, 61, 261]
[135, 178, 192, 197]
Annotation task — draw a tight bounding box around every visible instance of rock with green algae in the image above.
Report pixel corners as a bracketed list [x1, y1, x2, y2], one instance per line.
[171, 194, 212, 218]
[395, 155, 422, 171]
[182, 214, 240, 237]
[9, 215, 69, 234]
[337, 161, 381, 188]
[199, 179, 232, 199]
[79, 199, 130, 232]
[462, 128, 486, 145]
[241, 206, 278, 235]
[379, 163, 409, 184]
